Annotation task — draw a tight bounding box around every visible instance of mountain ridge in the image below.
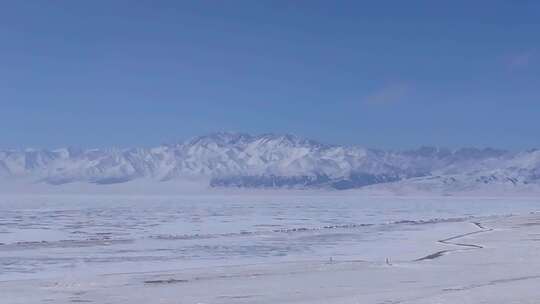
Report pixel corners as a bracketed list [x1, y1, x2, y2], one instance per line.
[1, 132, 539, 192]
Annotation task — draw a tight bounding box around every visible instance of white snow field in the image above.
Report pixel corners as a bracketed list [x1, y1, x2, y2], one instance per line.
[1, 194, 540, 303]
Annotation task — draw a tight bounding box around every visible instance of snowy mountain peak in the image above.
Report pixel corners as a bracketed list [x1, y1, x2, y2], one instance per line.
[184, 132, 327, 150]
[0, 133, 538, 193]
[185, 132, 255, 147]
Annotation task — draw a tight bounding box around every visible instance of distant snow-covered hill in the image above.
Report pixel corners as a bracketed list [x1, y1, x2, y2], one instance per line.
[1, 132, 539, 193]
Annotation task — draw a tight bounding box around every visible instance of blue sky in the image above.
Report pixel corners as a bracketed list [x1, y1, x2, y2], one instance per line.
[1, 1, 539, 149]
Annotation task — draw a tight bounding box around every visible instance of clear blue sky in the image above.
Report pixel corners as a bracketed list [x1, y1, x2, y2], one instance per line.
[1, 1, 539, 149]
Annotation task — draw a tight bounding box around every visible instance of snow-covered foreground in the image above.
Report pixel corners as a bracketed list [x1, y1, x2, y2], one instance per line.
[1, 195, 540, 303]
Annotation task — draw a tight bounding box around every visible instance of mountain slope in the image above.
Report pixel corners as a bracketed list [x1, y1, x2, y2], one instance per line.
[1, 132, 539, 193]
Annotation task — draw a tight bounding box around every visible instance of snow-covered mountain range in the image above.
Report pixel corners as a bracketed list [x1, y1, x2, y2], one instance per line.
[1, 132, 539, 193]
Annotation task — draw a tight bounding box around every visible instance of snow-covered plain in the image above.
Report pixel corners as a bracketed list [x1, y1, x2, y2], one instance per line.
[1, 193, 540, 303]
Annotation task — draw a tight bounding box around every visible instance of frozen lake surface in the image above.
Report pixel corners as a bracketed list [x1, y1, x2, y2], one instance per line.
[1, 195, 539, 282]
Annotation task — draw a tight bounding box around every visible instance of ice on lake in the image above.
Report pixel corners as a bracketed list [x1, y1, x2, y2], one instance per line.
[1, 195, 539, 282]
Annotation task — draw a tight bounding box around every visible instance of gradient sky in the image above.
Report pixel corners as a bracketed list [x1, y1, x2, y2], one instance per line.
[1, 1, 539, 149]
